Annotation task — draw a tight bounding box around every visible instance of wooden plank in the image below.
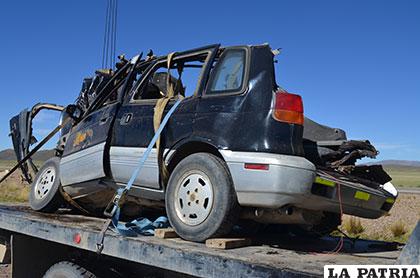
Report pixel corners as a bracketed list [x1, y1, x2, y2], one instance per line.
[206, 238, 251, 250]
[0, 244, 7, 264]
[154, 228, 178, 239]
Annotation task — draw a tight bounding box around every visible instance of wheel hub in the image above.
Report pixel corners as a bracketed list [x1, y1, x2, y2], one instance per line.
[174, 171, 214, 226]
[34, 166, 56, 200]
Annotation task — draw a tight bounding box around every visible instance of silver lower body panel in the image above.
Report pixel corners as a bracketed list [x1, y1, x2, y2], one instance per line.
[109, 146, 173, 190]
[60, 142, 106, 186]
[220, 150, 316, 208]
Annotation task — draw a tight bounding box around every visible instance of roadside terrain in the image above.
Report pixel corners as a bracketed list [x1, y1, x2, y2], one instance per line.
[383, 165, 420, 188]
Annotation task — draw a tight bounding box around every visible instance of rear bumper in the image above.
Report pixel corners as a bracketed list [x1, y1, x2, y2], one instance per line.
[220, 151, 396, 219]
[220, 151, 316, 208]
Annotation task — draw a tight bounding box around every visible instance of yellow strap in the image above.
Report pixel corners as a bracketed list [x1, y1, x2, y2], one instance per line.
[166, 52, 176, 98]
[152, 52, 180, 184]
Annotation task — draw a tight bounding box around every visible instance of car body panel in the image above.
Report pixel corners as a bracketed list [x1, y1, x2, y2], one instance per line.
[60, 102, 119, 185]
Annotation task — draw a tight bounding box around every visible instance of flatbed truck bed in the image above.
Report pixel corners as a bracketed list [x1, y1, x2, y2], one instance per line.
[0, 204, 404, 277]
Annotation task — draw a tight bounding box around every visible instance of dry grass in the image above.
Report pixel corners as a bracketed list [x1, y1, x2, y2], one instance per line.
[0, 170, 29, 203]
[390, 221, 408, 238]
[0, 182, 29, 203]
[342, 217, 365, 235]
[384, 165, 420, 188]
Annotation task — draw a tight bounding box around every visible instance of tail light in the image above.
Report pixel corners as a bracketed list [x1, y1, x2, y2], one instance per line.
[272, 91, 304, 125]
[244, 163, 269, 170]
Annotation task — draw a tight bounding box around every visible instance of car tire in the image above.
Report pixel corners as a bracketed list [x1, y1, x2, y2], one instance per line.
[43, 261, 96, 278]
[165, 153, 239, 242]
[29, 157, 64, 212]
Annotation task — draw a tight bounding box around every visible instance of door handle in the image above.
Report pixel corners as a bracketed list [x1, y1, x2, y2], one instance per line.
[120, 113, 133, 125]
[99, 114, 110, 125]
[99, 117, 109, 125]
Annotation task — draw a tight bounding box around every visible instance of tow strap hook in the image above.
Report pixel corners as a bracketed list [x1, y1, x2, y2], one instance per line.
[97, 98, 182, 254]
[103, 188, 127, 218]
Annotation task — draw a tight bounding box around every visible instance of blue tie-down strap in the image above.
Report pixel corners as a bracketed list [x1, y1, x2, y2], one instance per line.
[111, 209, 170, 237]
[108, 99, 182, 236]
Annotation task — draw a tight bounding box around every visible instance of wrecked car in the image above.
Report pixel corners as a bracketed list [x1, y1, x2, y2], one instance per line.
[8, 44, 398, 242]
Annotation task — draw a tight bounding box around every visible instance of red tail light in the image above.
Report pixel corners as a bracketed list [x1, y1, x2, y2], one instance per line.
[244, 163, 269, 170]
[273, 91, 304, 125]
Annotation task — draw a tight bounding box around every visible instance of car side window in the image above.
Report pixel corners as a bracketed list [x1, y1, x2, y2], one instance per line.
[131, 52, 211, 101]
[206, 49, 246, 95]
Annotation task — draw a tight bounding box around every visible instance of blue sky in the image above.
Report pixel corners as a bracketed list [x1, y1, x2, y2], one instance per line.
[0, 0, 419, 161]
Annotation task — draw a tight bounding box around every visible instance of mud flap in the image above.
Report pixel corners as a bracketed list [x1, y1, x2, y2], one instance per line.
[397, 220, 420, 264]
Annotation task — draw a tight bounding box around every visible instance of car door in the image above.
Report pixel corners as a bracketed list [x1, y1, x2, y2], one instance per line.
[109, 45, 220, 190]
[59, 102, 119, 186]
[59, 63, 134, 186]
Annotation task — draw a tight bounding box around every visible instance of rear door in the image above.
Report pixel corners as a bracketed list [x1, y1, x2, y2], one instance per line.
[109, 45, 220, 190]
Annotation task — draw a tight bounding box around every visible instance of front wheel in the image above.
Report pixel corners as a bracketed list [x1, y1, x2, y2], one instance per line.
[43, 261, 96, 278]
[29, 157, 64, 212]
[165, 153, 239, 242]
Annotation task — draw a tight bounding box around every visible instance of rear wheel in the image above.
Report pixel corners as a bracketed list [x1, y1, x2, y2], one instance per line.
[165, 153, 239, 242]
[29, 157, 64, 212]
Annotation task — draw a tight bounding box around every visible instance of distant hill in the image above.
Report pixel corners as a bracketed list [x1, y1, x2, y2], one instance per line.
[0, 149, 55, 161]
[374, 160, 420, 168]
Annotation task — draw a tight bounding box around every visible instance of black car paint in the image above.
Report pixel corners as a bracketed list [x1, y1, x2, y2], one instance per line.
[63, 103, 119, 157]
[61, 44, 304, 205]
[112, 45, 303, 155]
[194, 46, 303, 155]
